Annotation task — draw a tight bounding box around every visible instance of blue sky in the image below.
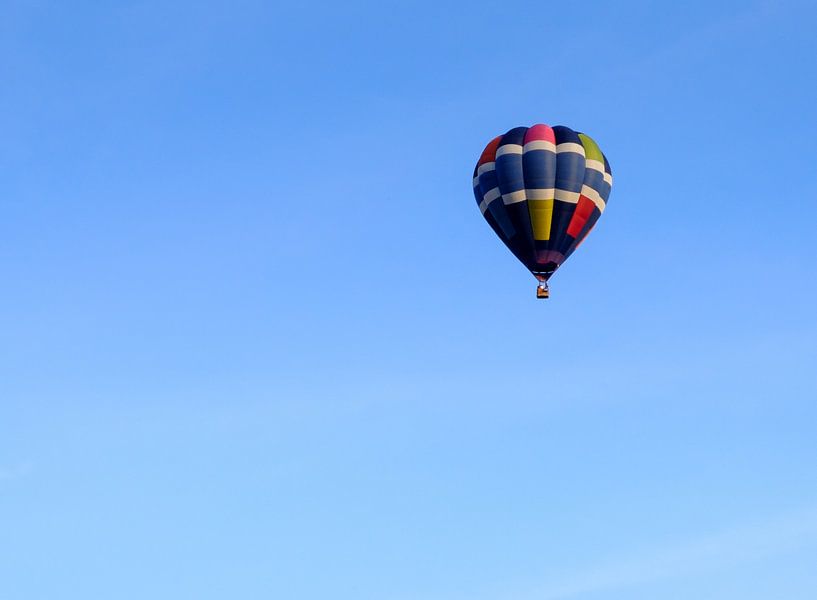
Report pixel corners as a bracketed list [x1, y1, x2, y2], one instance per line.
[2, 0, 817, 598]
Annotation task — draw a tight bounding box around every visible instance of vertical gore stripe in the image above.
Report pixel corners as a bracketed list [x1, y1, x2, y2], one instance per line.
[529, 199, 554, 240]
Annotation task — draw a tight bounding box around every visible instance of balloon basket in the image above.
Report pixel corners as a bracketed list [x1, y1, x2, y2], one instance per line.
[536, 284, 550, 299]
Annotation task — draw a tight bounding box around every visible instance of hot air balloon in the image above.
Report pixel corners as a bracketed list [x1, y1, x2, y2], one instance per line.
[472, 124, 612, 298]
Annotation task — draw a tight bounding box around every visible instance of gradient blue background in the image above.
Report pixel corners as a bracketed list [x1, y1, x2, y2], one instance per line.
[2, 1, 817, 598]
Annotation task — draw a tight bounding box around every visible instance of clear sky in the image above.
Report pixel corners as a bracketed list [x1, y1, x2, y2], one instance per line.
[2, 1, 817, 598]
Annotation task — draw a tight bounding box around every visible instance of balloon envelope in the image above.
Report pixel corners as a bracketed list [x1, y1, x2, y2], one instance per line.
[473, 124, 612, 282]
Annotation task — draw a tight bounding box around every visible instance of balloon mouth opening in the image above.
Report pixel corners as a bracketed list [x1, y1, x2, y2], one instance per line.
[532, 254, 561, 281]
[532, 266, 557, 282]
